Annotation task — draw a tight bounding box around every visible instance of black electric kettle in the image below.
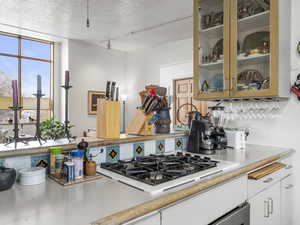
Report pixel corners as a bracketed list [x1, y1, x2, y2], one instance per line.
[0, 166, 16, 191]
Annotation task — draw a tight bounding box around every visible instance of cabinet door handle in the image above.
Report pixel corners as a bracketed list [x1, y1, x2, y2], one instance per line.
[264, 200, 270, 218]
[285, 165, 293, 170]
[263, 178, 274, 183]
[285, 184, 294, 190]
[268, 198, 274, 215]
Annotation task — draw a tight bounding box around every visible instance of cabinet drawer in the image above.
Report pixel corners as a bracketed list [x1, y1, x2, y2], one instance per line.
[248, 168, 283, 199]
[281, 157, 293, 178]
[161, 176, 247, 225]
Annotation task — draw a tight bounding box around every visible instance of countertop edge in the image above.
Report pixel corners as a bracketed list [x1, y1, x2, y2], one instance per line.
[0, 133, 186, 158]
[91, 149, 294, 225]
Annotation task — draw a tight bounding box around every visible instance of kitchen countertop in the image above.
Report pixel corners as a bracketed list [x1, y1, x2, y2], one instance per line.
[0, 132, 186, 158]
[0, 144, 294, 225]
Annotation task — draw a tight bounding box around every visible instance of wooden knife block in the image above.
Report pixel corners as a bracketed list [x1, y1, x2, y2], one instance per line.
[96, 99, 120, 139]
[127, 109, 154, 136]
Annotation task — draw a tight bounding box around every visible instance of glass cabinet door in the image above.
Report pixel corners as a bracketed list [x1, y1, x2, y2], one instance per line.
[230, 0, 277, 97]
[194, 0, 230, 99]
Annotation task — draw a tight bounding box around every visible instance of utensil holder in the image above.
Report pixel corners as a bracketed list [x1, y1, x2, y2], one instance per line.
[96, 99, 120, 139]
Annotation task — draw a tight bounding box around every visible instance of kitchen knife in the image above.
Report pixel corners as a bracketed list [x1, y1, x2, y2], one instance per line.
[144, 95, 156, 113]
[105, 81, 111, 100]
[115, 87, 119, 101]
[141, 94, 151, 109]
[110, 81, 116, 101]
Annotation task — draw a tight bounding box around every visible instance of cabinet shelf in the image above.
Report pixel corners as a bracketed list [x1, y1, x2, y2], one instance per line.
[238, 11, 270, 32]
[237, 53, 270, 65]
[199, 60, 224, 69]
[199, 11, 270, 37]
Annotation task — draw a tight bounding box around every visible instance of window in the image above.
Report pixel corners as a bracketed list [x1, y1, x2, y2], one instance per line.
[0, 32, 54, 123]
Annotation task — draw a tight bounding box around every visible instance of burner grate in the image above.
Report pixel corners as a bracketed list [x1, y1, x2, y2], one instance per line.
[101, 152, 219, 186]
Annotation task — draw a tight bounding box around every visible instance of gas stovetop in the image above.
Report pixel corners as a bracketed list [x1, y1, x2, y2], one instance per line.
[98, 152, 239, 194]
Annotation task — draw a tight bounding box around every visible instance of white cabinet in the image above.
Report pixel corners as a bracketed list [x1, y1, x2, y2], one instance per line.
[161, 176, 247, 225]
[126, 212, 160, 225]
[249, 181, 281, 225]
[281, 175, 294, 225]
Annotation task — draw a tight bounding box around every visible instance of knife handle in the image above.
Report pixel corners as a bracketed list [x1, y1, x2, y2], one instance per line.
[110, 82, 116, 101]
[105, 81, 111, 100]
[115, 87, 119, 101]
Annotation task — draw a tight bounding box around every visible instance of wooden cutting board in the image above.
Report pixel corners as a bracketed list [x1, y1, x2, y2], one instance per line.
[248, 162, 286, 180]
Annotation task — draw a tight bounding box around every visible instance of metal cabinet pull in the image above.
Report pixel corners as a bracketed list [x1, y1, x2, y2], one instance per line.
[285, 184, 294, 190]
[263, 178, 274, 183]
[268, 198, 274, 214]
[264, 200, 270, 218]
[285, 165, 293, 170]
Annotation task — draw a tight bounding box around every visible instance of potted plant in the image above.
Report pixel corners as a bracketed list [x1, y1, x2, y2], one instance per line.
[40, 118, 73, 140]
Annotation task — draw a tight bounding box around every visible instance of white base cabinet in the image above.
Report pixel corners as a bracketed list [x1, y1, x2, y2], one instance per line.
[249, 182, 281, 225]
[281, 175, 294, 225]
[161, 176, 247, 225]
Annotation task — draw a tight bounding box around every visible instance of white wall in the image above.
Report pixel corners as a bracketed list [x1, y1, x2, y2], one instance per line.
[124, 38, 193, 126]
[68, 40, 126, 136]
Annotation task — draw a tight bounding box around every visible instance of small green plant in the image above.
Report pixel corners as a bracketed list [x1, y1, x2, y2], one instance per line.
[40, 118, 72, 140]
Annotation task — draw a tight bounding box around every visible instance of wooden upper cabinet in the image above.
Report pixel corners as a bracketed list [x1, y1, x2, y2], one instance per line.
[193, 0, 291, 100]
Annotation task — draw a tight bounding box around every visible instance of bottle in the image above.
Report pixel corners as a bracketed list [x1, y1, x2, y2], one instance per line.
[71, 150, 84, 180]
[50, 147, 62, 175]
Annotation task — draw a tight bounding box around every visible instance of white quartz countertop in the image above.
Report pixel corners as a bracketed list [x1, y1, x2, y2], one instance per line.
[0, 144, 294, 225]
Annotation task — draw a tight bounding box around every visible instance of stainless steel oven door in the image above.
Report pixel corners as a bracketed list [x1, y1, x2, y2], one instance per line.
[209, 203, 250, 225]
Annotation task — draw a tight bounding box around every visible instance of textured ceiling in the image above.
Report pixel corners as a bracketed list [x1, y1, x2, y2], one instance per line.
[0, 0, 193, 51]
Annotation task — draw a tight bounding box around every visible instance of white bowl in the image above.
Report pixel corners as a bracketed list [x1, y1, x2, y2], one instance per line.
[18, 167, 46, 186]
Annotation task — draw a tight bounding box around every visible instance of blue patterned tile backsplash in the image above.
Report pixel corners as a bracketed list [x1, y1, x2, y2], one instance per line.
[156, 140, 165, 154]
[106, 145, 120, 163]
[133, 142, 145, 157]
[31, 155, 50, 169]
[175, 137, 185, 150]
[0, 159, 4, 167]
[0, 135, 187, 170]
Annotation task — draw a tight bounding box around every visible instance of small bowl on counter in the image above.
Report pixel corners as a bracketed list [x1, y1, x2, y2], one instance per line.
[18, 167, 46, 186]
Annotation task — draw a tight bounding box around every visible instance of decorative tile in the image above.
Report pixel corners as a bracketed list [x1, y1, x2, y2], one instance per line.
[156, 139, 165, 154]
[165, 138, 175, 153]
[133, 142, 145, 158]
[120, 143, 133, 160]
[182, 136, 187, 149]
[145, 140, 156, 156]
[89, 147, 106, 165]
[31, 155, 50, 169]
[5, 156, 31, 171]
[0, 159, 5, 167]
[106, 145, 120, 163]
[175, 137, 185, 151]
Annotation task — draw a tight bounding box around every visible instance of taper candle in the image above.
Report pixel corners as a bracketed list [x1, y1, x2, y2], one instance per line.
[65, 70, 70, 86]
[12, 80, 18, 106]
[37, 75, 42, 94]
